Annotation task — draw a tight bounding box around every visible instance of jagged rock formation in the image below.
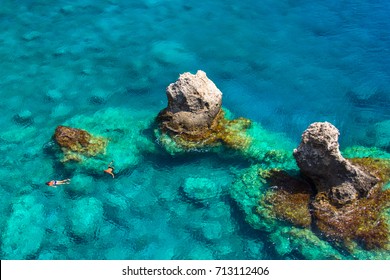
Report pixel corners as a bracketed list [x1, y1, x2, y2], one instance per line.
[54, 125, 107, 161]
[157, 70, 251, 151]
[226, 120, 390, 251]
[293, 122, 378, 205]
[158, 70, 222, 137]
[288, 122, 390, 249]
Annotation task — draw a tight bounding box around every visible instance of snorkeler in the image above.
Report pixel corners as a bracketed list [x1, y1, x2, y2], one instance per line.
[46, 178, 71, 188]
[104, 160, 115, 178]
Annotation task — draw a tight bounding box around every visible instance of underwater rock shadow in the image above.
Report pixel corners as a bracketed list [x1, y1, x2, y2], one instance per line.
[346, 87, 390, 108]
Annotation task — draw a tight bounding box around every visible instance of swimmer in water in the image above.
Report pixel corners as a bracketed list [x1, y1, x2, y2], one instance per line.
[46, 178, 71, 188]
[104, 160, 115, 178]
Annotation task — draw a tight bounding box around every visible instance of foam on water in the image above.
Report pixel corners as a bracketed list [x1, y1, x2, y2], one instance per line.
[0, 0, 389, 259]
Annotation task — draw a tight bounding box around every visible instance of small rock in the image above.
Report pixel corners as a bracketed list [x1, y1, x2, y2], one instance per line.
[54, 125, 107, 158]
[55, 126, 92, 149]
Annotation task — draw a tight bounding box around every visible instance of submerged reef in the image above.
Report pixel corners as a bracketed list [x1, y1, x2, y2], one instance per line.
[230, 121, 390, 258]
[182, 177, 222, 204]
[373, 120, 390, 152]
[50, 108, 157, 174]
[156, 70, 251, 152]
[54, 125, 107, 162]
[68, 197, 104, 239]
[2, 195, 45, 259]
[230, 164, 345, 259]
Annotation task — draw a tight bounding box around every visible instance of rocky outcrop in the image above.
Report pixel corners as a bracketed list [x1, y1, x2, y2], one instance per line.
[157, 70, 251, 151]
[54, 125, 107, 160]
[55, 126, 92, 150]
[291, 122, 390, 249]
[158, 70, 222, 137]
[229, 123, 390, 251]
[293, 122, 378, 205]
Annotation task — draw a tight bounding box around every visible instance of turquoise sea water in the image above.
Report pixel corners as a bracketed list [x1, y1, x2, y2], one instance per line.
[0, 0, 389, 259]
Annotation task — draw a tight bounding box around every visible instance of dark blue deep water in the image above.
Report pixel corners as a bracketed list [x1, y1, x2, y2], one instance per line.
[0, 0, 389, 259]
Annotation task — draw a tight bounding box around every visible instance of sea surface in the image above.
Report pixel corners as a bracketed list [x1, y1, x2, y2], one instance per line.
[0, 0, 389, 259]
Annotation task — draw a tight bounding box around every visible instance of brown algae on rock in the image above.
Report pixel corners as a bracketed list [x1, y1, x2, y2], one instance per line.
[54, 125, 107, 161]
[53, 108, 157, 174]
[230, 165, 345, 259]
[349, 157, 390, 183]
[313, 186, 390, 250]
[260, 169, 313, 228]
[313, 157, 390, 250]
[163, 109, 252, 150]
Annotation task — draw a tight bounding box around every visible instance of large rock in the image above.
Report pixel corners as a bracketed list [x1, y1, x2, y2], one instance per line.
[158, 70, 222, 136]
[293, 122, 378, 205]
[54, 125, 107, 160]
[157, 71, 251, 152]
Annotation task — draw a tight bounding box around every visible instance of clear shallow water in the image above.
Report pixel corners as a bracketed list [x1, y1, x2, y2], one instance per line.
[0, 0, 389, 259]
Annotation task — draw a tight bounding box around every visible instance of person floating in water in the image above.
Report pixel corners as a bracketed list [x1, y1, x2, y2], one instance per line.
[46, 178, 71, 188]
[104, 160, 115, 178]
